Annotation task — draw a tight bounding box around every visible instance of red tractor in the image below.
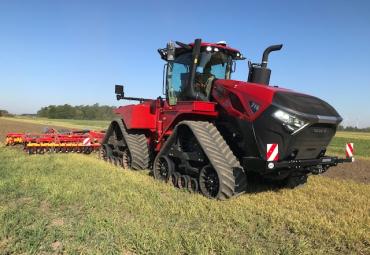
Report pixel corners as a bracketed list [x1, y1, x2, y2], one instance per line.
[100, 39, 352, 199]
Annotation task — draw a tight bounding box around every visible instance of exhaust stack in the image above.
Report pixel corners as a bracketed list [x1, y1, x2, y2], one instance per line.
[248, 44, 283, 85]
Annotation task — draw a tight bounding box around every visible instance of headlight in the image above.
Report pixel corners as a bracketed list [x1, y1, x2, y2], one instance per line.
[273, 110, 307, 133]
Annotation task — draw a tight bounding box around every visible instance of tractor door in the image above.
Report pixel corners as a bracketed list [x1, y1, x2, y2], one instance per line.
[165, 52, 193, 105]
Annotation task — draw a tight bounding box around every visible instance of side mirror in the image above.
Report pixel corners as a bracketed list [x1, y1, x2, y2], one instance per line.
[115, 84, 124, 100]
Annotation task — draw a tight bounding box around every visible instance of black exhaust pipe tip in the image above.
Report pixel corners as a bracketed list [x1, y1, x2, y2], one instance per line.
[261, 44, 283, 68]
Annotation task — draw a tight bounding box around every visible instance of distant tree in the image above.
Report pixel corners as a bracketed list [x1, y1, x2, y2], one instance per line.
[0, 109, 14, 117]
[36, 104, 116, 120]
[337, 125, 370, 132]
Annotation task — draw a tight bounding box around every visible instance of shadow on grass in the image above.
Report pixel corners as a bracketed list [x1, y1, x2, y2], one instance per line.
[245, 173, 287, 193]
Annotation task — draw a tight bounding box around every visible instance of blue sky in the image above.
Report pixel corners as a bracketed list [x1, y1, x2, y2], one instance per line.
[0, 0, 369, 127]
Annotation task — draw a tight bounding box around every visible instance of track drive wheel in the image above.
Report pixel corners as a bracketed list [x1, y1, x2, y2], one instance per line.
[199, 165, 220, 198]
[153, 155, 174, 182]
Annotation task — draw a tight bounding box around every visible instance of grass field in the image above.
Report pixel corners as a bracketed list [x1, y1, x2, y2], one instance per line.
[0, 117, 369, 254]
[327, 135, 370, 159]
[0, 147, 369, 254]
[0, 116, 109, 130]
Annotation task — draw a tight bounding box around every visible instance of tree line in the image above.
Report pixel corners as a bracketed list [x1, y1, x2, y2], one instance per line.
[337, 125, 370, 132]
[36, 104, 117, 120]
[0, 110, 14, 117]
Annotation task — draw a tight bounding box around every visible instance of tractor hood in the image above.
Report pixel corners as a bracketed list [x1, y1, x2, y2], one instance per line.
[212, 79, 342, 124]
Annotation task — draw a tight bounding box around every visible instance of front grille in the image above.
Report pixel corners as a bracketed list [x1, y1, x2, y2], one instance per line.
[290, 124, 336, 159]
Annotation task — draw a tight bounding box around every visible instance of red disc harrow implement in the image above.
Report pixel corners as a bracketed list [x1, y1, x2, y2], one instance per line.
[5, 128, 105, 155]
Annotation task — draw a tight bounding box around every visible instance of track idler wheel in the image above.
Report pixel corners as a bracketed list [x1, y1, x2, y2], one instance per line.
[153, 155, 175, 182]
[100, 144, 113, 161]
[199, 165, 220, 198]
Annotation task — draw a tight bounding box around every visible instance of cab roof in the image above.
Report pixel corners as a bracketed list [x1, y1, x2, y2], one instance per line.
[158, 40, 245, 61]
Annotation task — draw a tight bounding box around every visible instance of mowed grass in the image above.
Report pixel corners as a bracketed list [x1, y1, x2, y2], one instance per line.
[0, 146, 369, 254]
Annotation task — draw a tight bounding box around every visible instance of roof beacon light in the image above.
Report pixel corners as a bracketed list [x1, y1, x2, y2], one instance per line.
[216, 41, 227, 46]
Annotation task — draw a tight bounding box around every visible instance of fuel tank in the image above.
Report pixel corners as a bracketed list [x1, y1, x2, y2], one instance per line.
[212, 80, 342, 161]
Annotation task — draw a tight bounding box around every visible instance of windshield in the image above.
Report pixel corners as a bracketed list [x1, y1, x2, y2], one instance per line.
[196, 51, 232, 79]
[166, 51, 233, 104]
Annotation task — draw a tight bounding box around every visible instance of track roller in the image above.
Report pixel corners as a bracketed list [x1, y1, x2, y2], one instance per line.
[177, 175, 190, 189]
[187, 177, 199, 192]
[171, 172, 181, 187]
[122, 149, 131, 169]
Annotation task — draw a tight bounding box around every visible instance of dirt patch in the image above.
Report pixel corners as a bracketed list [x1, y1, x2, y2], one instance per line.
[51, 218, 64, 227]
[0, 237, 12, 251]
[17, 197, 33, 204]
[40, 200, 51, 213]
[322, 159, 370, 184]
[51, 240, 63, 252]
[0, 118, 70, 142]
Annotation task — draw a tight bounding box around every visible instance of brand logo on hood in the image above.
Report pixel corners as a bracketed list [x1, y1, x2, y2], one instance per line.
[312, 127, 328, 134]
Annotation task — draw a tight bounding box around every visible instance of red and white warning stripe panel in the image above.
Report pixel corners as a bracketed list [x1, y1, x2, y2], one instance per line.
[346, 143, 354, 158]
[82, 138, 91, 146]
[267, 143, 279, 161]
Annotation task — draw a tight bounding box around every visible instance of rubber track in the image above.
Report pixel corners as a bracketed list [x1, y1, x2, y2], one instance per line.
[178, 121, 247, 199]
[103, 118, 149, 170]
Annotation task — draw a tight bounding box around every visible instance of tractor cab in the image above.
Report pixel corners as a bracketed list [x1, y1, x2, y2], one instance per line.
[158, 39, 245, 105]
